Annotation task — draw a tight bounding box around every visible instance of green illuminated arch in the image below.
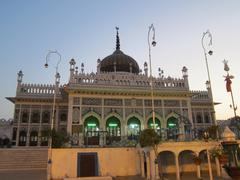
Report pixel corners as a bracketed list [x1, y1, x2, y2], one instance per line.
[167, 117, 178, 129]
[84, 116, 99, 128]
[106, 116, 121, 128]
[148, 117, 161, 129]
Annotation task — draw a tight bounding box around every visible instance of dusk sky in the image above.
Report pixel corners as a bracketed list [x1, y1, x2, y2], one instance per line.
[1, 1, 240, 120]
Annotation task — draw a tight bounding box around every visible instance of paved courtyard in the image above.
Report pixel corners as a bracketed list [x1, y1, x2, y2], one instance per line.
[0, 170, 231, 180]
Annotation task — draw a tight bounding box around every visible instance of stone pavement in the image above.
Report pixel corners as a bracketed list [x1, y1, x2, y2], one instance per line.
[0, 170, 231, 180]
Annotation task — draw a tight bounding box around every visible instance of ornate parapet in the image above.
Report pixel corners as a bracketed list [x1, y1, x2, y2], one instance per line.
[191, 90, 211, 101]
[69, 72, 188, 90]
[16, 83, 62, 97]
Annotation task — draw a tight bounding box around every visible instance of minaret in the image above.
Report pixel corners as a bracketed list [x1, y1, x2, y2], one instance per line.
[17, 70, 23, 94]
[69, 58, 76, 83]
[182, 66, 189, 89]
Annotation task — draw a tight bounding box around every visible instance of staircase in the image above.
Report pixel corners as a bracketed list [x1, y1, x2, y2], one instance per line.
[0, 148, 48, 170]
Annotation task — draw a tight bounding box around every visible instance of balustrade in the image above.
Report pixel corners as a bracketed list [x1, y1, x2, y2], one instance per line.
[70, 72, 188, 90]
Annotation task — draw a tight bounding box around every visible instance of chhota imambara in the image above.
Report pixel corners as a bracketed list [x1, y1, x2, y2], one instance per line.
[7, 29, 216, 147]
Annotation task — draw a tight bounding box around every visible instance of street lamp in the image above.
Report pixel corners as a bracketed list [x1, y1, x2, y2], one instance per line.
[44, 50, 61, 180]
[201, 30, 216, 129]
[148, 24, 157, 130]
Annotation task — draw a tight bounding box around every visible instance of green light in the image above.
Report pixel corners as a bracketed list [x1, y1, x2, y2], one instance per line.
[109, 123, 118, 127]
[150, 123, 159, 127]
[168, 123, 176, 127]
[87, 123, 96, 127]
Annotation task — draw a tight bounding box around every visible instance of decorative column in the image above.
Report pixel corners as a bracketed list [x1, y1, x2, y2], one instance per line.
[146, 152, 151, 179]
[37, 105, 43, 146]
[175, 153, 180, 180]
[16, 104, 22, 146]
[150, 150, 156, 179]
[140, 151, 145, 177]
[67, 96, 73, 135]
[26, 107, 32, 146]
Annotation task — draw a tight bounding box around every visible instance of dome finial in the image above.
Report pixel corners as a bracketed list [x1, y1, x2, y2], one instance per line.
[116, 27, 120, 50]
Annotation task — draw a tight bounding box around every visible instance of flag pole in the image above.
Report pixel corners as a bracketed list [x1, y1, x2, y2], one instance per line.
[223, 60, 237, 119]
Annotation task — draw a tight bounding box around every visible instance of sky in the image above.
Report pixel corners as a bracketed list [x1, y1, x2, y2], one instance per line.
[0, 1, 240, 120]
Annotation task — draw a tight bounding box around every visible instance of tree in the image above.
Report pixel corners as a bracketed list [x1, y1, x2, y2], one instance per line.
[139, 128, 162, 178]
[139, 128, 161, 155]
[44, 129, 69, 148]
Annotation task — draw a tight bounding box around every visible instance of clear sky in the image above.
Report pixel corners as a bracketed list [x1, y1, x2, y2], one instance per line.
[1, 1, 240, 120]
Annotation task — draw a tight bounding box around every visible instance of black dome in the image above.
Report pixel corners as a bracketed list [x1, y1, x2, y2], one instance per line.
[100, 49, 139, 74]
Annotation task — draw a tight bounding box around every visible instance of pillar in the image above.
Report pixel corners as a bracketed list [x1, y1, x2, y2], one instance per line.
[150, 150, 156, 180]
[146, 152, 151, 179]
[140, 151, 145, 177]
[215, 157, 221, 177]
[175, 153, 180, 180]
[67, 96, 73, 135]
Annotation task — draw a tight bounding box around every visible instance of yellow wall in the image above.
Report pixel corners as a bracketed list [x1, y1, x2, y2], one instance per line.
[51, 148, 141, 179]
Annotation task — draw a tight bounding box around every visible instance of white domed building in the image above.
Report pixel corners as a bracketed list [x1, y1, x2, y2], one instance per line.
[7, 29, 216, 147]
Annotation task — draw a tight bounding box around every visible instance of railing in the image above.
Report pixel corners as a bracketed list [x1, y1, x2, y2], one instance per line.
[70, 72, 188, 90]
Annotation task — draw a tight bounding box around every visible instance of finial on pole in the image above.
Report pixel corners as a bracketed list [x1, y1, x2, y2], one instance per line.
[116, 27, 120, 50]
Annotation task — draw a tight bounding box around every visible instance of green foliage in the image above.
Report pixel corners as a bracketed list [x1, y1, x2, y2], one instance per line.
[139, 129, 161, 148]
[44, 129, 69, 148]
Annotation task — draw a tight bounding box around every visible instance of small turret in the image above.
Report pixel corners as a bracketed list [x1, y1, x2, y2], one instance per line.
[69, 59, 76, 82]
[144, 62, 148, 76]
[182, 66, 189, 89]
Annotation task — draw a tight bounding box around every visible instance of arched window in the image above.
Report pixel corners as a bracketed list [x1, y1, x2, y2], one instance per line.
[30, 131, 38, 146]
[19, 131, 27, 146]
[167, 117, 179, 140]
[196, 114, 202, 123]
[204, 114, 210, 123]
[106, 116, 121, 137]
[31, 111, 40, 123]
[21, 111, 28, 123]
[84, 116, 99, 136]
[41, 130, 49, 146]
[60, 113, 67, 122]
[127, 117, 141, 136]
[148, 117, 161, 130]
[42, 111, 50, 123]
[84, 116, 100, 145]
[167, 117, 178, 129]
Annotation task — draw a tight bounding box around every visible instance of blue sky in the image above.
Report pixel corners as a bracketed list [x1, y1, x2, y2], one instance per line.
[1, 1, 240, 120]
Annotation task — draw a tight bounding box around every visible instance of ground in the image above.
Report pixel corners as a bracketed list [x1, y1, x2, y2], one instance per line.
[0, 170, 231, 180]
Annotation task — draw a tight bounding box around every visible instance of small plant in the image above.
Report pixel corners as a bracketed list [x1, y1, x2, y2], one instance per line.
[192, 153, 201, 165]
[209, 145, 225, 158]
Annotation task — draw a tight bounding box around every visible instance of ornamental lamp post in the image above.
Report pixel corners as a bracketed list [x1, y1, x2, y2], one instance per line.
[44, 50, 61, 180]
[201, 30, 217, 134]
[148, 24, 157, 130]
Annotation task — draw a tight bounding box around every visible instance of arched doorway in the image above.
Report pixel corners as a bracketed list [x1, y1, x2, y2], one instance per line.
[157, 151, 176, 179]
[30, 131, 38, 146]
[84, 116, 99, 145]
[178, 150, 196, 178]
[106, 116, 121, 144]
[127, 116, 141, 140]
[167, 117, 179, 140]
[19, 131, 27, 146]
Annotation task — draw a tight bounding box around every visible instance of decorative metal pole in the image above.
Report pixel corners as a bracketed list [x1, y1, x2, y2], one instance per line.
[201, 30, 213, 180]
[44, 50, 61, 180]
[223, 60, 237, 119]
[148, 24, 157, 130]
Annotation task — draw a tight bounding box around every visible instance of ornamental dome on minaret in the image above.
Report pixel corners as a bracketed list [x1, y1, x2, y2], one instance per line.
[222, 126, 236, 141]
[99, 27, 140, 74]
